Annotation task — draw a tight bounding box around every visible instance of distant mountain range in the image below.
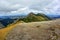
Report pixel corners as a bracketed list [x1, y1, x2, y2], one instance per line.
[0, 12, 60, 29]
[47, 14, 60, 19]
[0, 12, 52, 28]
[0, 13, 60, 19]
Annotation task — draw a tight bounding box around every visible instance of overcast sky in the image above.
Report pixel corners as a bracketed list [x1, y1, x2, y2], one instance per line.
[0, 0, 60, 16]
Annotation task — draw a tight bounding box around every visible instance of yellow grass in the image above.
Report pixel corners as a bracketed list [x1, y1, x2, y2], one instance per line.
[0, 21, 21, 40]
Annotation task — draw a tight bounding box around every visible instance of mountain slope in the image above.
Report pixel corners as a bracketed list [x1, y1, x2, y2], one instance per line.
[0, 12, 52, 28]
[19, 12, 52, 22]
[5, 19, 60, 40]
[0, 23, 5, 29]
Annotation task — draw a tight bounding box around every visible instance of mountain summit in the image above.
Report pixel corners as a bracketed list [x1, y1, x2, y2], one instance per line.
[20, 12, 52, 22]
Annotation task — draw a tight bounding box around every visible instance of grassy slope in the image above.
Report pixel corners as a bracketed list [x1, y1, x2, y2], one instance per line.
[0, 12, 57, 40]
[0, 19, 60, 40]
[0, 21, 22, 40]
[20, 13, 51, 22]
[5, 19, 60, 40]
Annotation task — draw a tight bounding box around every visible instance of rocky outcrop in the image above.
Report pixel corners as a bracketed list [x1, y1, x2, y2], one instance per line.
[0, 23, 5, 29]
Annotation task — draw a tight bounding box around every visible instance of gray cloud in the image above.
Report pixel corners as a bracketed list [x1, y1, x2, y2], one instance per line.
[0, 0, 60, 16]
[0, 0, 53, 12]
[0, 0, 24, 12]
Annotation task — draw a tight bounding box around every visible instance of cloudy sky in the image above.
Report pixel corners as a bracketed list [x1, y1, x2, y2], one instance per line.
[0, 0, 60, 16]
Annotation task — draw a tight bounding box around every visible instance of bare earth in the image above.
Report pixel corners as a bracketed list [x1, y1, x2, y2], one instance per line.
[5, 19, 60, 40]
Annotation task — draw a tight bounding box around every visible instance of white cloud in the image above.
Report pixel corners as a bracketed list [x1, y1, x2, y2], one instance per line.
[0, 0, 53, 12]
[0, 0, 60, 16]
[0, 0, 24, 13]
[43, 0, 60, 15]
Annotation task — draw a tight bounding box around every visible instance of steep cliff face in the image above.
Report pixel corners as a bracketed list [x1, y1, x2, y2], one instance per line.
[5, 19, 60, 40]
